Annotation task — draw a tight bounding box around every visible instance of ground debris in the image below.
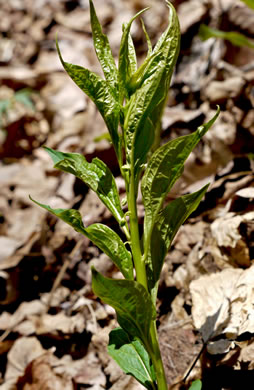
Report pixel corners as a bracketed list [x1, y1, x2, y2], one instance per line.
[190, 264, 254, 354]
[1, 0, 254, 388]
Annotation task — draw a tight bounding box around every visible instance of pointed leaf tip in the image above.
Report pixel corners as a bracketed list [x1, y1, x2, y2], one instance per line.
[31, 200, 132, 279]
[197, 105, 220, 137]
[124, 0, 180, 182]
[118, 6, 150, 101]
[89, 0, 118, 89]
[43, 146, 64, 165]
[55, 36, 65, 68]
[40, 148, 125, 225]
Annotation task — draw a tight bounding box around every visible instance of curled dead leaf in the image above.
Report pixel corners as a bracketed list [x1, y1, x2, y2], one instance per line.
[2, 337, 45, 389]
[190, 264, 254, 354]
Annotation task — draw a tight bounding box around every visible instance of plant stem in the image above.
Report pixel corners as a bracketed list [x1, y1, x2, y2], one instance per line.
[127, 141, 166, 389]
[127, 170, 148, 290]
[149, 321, 168, 390]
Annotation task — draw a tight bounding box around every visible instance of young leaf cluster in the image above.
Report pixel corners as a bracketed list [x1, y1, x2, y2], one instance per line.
[32, 1, 219, 389]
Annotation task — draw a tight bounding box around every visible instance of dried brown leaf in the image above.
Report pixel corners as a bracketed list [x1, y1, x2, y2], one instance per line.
[178, 0, 207, 34]
[2, 337, 45, 390]
[190, 264, 254, 354]
[204, 77, 245, 103]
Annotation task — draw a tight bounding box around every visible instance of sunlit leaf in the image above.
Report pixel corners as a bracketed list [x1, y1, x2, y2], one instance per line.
[199, 24, 254, 49]
[44, 147, 124, 225]
[86, 224, 133, 280]
[56, 39, 121, 158]
[30, 198, 133, 279]
[142, 107, 220, 253]
[89, 0, 118, 95]
[189, 379, 202, 390]
[118, 8, 148, 102]
[141, 18, 152, 57]
[147, 184, 209, 302]
[124, 2, 180, 184]
[108, 327, 156, 390]
[92, 268, 156, 344]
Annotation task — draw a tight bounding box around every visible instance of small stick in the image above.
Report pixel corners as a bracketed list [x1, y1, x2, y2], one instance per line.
[183, 342, 207, 383]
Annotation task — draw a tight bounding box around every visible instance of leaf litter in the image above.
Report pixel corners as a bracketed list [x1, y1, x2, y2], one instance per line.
[0, 0, 254, 389]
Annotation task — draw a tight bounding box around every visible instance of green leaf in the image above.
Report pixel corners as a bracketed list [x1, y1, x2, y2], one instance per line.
[44, 147, 124, 225]
[93, 132, 111, 143]
[240, 0, 254, 9]
[189, 379, 202, 390]
[56, 39, 121, 159]
[89, 0, 118, 95]
[30, 198, 133, 280]
[142, 107, 220, 251]
[124, 2, 180, 182]
[86, 224, 133, 280]
[147, 184, 209, 302]
[92, 268, 156, 344]
[127, 51, 158, 96]
[108, 327, 156, 390]
[199, 25, 254, 49]
[118, 8, 148, 102]
[127, 34, 138, 78]
[141, 18, 152, 57]
[15, 88, 34, 110]
[0, 99, 11, 115]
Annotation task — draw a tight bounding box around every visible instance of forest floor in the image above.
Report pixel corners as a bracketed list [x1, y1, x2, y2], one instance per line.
[1, 0, 254, 389]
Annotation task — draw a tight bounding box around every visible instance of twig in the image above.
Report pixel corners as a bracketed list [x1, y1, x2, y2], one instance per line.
[183, 342, 207, 382]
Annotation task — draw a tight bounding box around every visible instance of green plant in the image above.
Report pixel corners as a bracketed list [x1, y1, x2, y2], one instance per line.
[0, 88, 34, 133]
[189, 379, 202, 390]
[31, 1, 219, 388]
[199, 24, 254, 49]
[240, 0, 254, 10]
[199, 0, 254, 49]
